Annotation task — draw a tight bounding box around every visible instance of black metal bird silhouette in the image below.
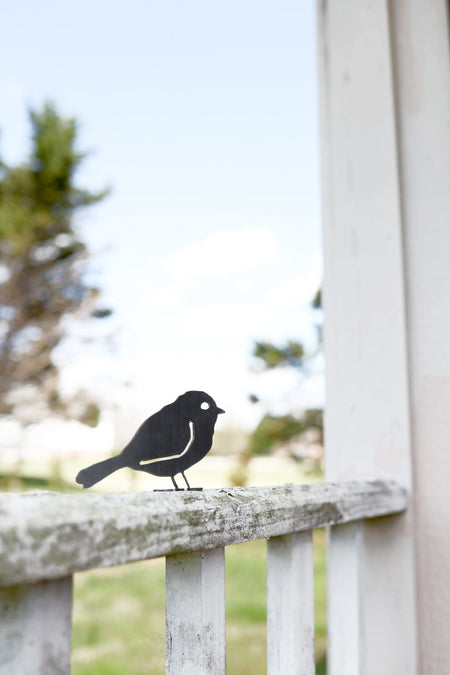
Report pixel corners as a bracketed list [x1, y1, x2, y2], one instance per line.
[76, 391, 225, 490]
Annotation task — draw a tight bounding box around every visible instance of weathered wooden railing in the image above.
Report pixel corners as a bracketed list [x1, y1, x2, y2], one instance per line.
[0, 480, 407, 674]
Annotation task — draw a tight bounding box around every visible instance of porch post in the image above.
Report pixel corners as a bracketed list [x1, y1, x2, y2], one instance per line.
[317, 1, 419, 672]
[389, 2, 450, 673]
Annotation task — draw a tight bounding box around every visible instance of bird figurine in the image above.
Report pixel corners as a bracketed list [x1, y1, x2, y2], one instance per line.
[76, 391, 225, 490]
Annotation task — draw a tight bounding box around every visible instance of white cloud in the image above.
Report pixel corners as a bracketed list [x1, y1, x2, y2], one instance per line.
[267, 252, 322, 307]
[183, 301, 267, 338]
[164, 227, 281, 280]
[146, 285, 182, 309]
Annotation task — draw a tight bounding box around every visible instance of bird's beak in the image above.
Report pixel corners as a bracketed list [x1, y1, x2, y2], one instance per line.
[216, 407, 225, 414]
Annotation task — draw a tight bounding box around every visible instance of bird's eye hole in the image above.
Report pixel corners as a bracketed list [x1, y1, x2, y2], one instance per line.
[200, 401, 210, 410]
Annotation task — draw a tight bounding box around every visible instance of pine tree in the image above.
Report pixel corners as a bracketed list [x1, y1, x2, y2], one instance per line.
[0, 102, 110, 425]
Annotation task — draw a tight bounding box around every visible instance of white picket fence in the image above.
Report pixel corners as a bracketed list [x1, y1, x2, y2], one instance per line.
[0, 480, 408, 674]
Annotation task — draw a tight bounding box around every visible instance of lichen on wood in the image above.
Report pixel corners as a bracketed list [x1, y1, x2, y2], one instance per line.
[0, 480, 407, 587]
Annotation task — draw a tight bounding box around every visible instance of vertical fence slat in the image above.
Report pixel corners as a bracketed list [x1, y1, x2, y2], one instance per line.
[166, 547, 225, 675]
[0, 576, 73, 675]
[327, 521, 363, 675]
[267, 531, 315, 675]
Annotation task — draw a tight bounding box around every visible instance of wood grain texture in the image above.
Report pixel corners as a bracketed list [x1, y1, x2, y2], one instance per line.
[0, 480, 407, 587]
[0, 577, 72, 675]
[267, 531, 315, 675]
[166, 548, 225, 674]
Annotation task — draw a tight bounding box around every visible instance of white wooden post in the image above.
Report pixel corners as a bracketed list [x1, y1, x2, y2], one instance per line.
[0, 577, 73, 675]
[165, 547, 225, 675]
[389, 2, 450, 672]
[267, 531, 315, 675]
[327, 522, 363, 675]
[317, 0, 418, 673]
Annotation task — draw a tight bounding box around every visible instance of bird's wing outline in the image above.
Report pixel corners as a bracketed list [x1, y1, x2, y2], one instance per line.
[139, 421, 195, 466]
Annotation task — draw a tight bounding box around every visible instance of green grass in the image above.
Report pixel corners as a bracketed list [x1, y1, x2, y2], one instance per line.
[73, 560, 166, 675]
[72, 532, 327, 674]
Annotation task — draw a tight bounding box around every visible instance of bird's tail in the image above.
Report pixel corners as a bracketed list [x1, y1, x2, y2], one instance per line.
[76, 454, 125, 489]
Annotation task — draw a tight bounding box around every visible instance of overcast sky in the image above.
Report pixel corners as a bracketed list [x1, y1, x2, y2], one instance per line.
[1, 0, 323, 436]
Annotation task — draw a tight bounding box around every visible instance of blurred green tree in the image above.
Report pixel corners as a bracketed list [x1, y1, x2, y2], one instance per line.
[248, 290, 323, 460]
[0, 102, 110, 427]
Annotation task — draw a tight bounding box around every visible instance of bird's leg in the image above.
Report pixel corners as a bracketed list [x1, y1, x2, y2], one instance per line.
[182, 471, 203, 491]
[171, 475, 183, 491]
